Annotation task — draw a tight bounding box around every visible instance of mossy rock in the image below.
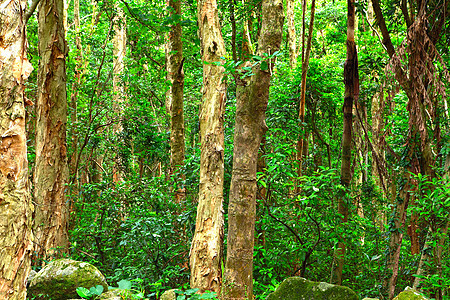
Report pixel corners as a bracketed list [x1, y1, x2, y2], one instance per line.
[393, 288, 428, 300]
[266, 277, 358, 300]
[160, 289, 176, 300]
[99, 289, 133, 300]
[28, 259, 108, 300]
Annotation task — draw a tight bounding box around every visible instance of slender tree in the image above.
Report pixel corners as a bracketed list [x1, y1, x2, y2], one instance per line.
[295, 0, 315, 193]
[336, 0, 359, 285]
[222, 1, 284, 299]
[286, 0, 297, 69]
[0, 1, 34, 298]
[189, 0, 227, 293]
[166, 0, 185, 201]
[112, 4, 127, 183]
[34, 0, 70, 264]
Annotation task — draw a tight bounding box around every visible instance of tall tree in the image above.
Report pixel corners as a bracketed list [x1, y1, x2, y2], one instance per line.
[286, 0, 297, 69]
[222, 1, 284, 299]
[112, 3, 127, 183]
[189, 0, 227, 293]
[34, 0, 70, 264]
[336, 0, 359, 285]
[166, 0, 185, 201]
[0, 1, 34, 298]
[295, 0, 315, 193]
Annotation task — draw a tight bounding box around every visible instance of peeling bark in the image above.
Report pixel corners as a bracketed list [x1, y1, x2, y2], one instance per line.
[34, 0, 70, 264]
[0, 1, 34, 298]
[189, 0, 227, 293]
[222, 1, 284, 299]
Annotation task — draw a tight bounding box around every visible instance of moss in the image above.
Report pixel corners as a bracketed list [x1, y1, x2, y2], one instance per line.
[266, 277, 358, 300]
[28, 259, 107, 300]
[393, 289, 428, 300]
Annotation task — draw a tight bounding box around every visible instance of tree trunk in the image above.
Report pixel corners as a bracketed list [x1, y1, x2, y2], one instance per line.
[222, 1, 284, 299]
[286, 0, 297, 69]
[112, 4, 126, 183]
[336, 0, 359, 285]
[166, 0, 185, 202]
[34, 0, 70, 264]
[295, 0, 315, 193]
[189, 0, 227, 293]
[69, 0, 82, 205]
[0, 2, 34, 298]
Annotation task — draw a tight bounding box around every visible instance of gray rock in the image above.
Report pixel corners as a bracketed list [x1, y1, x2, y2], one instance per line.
[27, 269, 38, 287]
[160, 289, 177, 300]
[266, 277, 358, 300]
[28, 259, 108, 300]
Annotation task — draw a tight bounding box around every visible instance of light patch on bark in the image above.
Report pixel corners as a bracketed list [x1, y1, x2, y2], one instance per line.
[0, 1, 33, 298]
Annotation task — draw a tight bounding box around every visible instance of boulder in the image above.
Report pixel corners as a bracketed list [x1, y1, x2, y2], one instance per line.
[28, 259, 108, 300]
[160, 289, 177, 300]
[393, 287, 428, 300]
[266, 277, 358, 300]
[99, 289, 133, 300]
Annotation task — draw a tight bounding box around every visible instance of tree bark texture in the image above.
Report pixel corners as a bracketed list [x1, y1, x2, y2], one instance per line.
[0, 1, 34, 298]
[166, 0, 186, 201]
[190, 0, 227, 293]
[34, 0, 70, 264]
[222, 1, 284, 299]
[286, 0, 297, 69]
[336, 0, 359, 285]
[112, 4, 126, 183]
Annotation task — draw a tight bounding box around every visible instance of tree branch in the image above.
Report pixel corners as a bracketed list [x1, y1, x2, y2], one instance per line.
[24, 0, 40, 24]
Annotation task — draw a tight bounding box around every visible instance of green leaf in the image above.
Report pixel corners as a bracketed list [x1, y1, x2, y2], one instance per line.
[117, 279, 132, 290]
[76, 287, 91, 299]
[260, 61, 268, 71]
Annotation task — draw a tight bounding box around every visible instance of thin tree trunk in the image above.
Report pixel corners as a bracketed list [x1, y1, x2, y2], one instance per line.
[286, 0, 297, 69]
[166, 0, 186, 202]
[112, 4, 126, 183]
[222, 1, 284, 299]
[295, 0, 315, 193]
[69, 0, 82, 202]
[336, 0, 359, 285]
[34, 0, 70, 264]
[189, 0, 227, 293]
[0, 2, 34, 298]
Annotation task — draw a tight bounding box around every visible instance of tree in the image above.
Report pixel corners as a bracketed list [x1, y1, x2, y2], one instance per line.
[295, 0, 315, 192]
[0, 1, 34, 298]
[222, 1, 284, 299]
[189, 0, 227, 293]
[112, 3, 127, 183]
[34, 0, 70, 264]
[336, 0, 359, 285]
[166, 0, 185, 201]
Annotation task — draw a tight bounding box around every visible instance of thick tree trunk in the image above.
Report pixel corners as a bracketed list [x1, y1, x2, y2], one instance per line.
[112, 4, 126, 183]
[336, 0, 359, 285]
[189, 0, 227, 293]
[166, 0, 185, 202]
[0, 1, 34, 298]
[222, 1, 284, 299]
[34, 0, 70, 264]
